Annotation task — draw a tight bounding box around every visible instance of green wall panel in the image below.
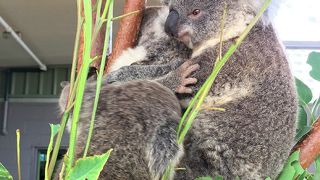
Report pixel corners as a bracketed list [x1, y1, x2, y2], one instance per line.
[0, 71, 5, 98]
[11, 72, 26, 95]
[1, 66, 71, 98]
[41, 69, 54, 96]
[26, 72, 40, 95]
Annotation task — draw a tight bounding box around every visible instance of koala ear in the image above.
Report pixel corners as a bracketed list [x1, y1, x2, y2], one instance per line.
[60, 81, 70, 88]
[160, 0, 170, 6]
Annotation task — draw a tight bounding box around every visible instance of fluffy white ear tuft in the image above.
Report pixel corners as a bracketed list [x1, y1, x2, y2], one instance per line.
[244, 0, 285, 25]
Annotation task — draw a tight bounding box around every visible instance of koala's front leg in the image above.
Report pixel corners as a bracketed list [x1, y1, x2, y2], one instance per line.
[156, 61, 200, 94]
[105, 59, 184, 84]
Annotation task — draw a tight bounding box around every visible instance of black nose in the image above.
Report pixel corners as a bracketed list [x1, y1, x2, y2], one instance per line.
[165, 10, 179, 37]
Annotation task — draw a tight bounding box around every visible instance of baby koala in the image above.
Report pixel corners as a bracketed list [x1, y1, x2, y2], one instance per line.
[58, 79, 184, 179]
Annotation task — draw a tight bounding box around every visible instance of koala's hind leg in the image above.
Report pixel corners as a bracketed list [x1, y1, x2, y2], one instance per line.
[146, 120, 184, 180]
[65, 80, 184, 179]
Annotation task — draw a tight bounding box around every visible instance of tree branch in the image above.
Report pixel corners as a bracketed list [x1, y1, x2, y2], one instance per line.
[104, 0, 145, 73]
[77, 0, 106, 71]
[294, 116, 320, 169]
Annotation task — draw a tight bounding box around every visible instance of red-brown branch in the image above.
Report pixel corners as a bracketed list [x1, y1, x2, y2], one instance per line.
[294, 116, 320, 169]
[105, 0, 145, 73]
[77, 0, 106, 71]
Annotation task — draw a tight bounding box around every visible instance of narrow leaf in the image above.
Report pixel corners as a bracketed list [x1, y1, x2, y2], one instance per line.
[295, 78, 313, 105]
[161, 162, 173, 180]
[214, 175, 223, 180]
[307, 52, 320, 81]
[45, 124, 61, 179]
[67, 149, 112, 180]
[278, 151, 304, 180]
[0, 163, 13, 180]
[315, 156, 320, 180]
[295, 126, 312, 142]
[312, 97, 320, 119]
[195, 177, 213, 180]
[297, 106, 308, 130]
[296, 171, 307, 180]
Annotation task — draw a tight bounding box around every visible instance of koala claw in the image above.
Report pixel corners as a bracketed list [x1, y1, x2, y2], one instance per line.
[175, 61, 200, 94]
[180, 61, 200, 78]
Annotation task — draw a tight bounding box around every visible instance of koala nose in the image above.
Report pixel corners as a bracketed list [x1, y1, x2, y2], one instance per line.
[165, 9, 179, 37]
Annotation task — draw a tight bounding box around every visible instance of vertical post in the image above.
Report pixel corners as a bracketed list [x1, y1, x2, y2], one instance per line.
[1, 70, 10, 135]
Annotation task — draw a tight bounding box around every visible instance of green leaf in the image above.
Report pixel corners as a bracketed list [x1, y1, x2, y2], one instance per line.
[278, 151, 305, 180]
[214, 176, 223, 180]
[0, 163, 13, 180]
[295, 126, 312, 142]
[315, 156, 320, 180]
[161, 162, 173, 180]
[45, 124, 61, 179]
[307, 52, 320, 81]
[265, 177, 272, 180]
[195, 177, 213, 180]
[312, 97, 320, 119]
[50, 124, 61, 137]
[297, 106, 308, 130]
[67, 149, 112, 180]
[297, 171, 307, 180]
[295, 78, 313, 105]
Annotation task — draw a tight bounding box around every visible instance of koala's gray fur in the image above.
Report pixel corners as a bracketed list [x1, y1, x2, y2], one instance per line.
[107, 7, 196, 95]
[107, 0, 297, 179]
[58, 80, 184, 180]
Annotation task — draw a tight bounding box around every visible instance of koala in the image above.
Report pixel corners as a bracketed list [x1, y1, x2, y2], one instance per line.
[108, 7, 205, 95]
[57, 80, 185, 180]
[107, 0, 297, 179]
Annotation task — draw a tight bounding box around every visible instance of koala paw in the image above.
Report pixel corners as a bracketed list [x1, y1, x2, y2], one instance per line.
[175, 60, 200, 94]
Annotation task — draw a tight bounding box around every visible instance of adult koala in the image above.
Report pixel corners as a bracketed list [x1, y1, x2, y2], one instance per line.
[107, 0, 297, 179]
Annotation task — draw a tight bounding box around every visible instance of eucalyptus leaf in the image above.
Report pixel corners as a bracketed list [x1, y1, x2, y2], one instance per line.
[297, 106, 308, 130]
[312, 97, 320, 119]
[45, 124, 61, 179]
[307, 52, 320, 81]
[214, 176, 223, 180]
[0, 163, 13, 180]
[67, 149, 112, 180]
[278, 151, 303, 180]
[50, 124, 61, 137]
[161, 162, 173, 180]
[315, 156, 320, 180]
[295, 78, 313, 105]
[296, 171, 307, 180]
[292, 160, 305, 177]
[295, 126, 312, 142]
[195, 177, 213, 180]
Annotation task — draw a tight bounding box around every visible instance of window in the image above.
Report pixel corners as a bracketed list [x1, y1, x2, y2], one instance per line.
[36, 148, 67, 180]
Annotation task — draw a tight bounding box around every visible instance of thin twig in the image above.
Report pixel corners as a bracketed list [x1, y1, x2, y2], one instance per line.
[16, 129, 21, 180]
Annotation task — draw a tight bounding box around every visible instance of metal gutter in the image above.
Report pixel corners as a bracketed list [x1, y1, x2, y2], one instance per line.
[0, 16, 47, 71]
[284, 41, 320, 50]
